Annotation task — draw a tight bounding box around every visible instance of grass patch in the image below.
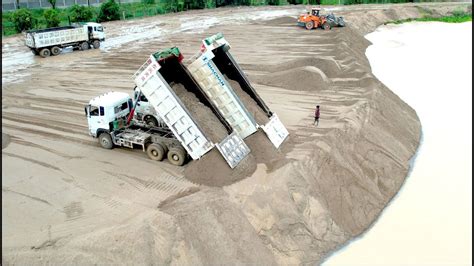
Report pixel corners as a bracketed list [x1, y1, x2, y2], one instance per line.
[386, 9, 472, 24]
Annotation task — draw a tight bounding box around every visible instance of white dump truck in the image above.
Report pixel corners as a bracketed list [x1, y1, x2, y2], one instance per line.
[186, 33, 289, 148]
[25, 22, 105, 57]
[85, 48, 250, 168]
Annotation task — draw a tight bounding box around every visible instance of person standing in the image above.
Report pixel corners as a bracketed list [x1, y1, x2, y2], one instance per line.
[314, 105, 320, 126]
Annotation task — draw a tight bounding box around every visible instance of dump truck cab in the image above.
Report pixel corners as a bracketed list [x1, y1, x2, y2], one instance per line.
[85, 22, 106, 41]
[85, 91, 132, 138]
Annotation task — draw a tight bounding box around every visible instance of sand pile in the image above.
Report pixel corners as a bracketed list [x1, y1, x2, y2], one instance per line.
[7, 2, 469, 265]
[171, 82, 229, 143]
[225, 77, 269, 125]
[267, 57, 341, 78]
[184, 148, 257, 187]
[256, 66, 329, 92]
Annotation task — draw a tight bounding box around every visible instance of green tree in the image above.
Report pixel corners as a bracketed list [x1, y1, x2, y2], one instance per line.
[98, 0, 120, 22]
[69, 4, 94, 22]
[44, 8, 61, 27]
[48, 0, 57, 9]
[12, 8, 33, 32]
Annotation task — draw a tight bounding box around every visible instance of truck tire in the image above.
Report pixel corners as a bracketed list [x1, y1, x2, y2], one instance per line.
[31, 49, 39, 55]
[305, 21, 314, 30]
[322, 22, 331, 30]
[99, 132, 113, 149]
[146, 143, 165, 161]
[80, 42, 89, 51]
[92, 40, 100, 49]
[39, 48, 51, 58]
[167, 147, 186, 166]
[51, 46, 61, 56]
[145, 116, 158, 127]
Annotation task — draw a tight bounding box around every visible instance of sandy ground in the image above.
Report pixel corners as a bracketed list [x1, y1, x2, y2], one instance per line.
[325, 21, 472, 265]
[2, 2, 470, 265]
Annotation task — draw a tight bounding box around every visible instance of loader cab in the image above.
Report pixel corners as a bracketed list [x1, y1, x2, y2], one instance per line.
[311, 8, 321, 17]
[85, 92, 132, 137]
[85, 22, 105, 41]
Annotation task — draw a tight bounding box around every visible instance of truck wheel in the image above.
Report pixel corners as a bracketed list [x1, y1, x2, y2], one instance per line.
[305, 21, 314, 30]
[51, 46, 61, 56]
[322, 22, 331, 30]
[147, 143, 165, 161]
[145, 116, 158, 127]
[31, 49, 39, 55]
[39, 48, 51, 58]
[80, 42, 89, 50]
[99, 132, 113, 149]
[92, 40, 100, 49]
[167, 147, 186, 166]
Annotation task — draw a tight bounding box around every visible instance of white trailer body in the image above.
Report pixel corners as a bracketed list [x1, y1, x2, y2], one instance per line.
[187, 49, 258, 140]
[193, 33, 289, 148]
[133, 55, 214, 160]
[25, 22, 105, 57]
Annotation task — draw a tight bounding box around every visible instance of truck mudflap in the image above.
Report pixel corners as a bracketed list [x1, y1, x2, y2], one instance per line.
[134, 55, 214, 160]
[215, 131, 251, 169]
[261, 114, 289, 149]
[187, 49, 258, 140]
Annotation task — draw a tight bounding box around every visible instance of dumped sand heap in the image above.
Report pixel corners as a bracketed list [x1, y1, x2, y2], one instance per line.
[225, 77, 269, 125]
[170, 82, 229, 143]
[256, 66, 330, 92]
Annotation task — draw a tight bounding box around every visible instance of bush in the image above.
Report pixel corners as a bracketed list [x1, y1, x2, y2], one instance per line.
[12, 8, 34, 33]
[142, 0, 155, 4]
[98, 0, 120, 22]
[44, 8, 60, 28]
[69, 4, 94, 22]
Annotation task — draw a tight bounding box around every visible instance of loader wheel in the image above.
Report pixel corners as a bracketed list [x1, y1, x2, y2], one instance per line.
[322, 22, 331, 30]
[92, 40, 100, 49]
[167, 147, 186, 166]
[80, 42, 89, 50]
[51, 46, 61, 56]
[39, 48, 51, 58]
[145, 116, 158, 127]
[99, 132, 113, 149]
[147, 143, 165, 161]
[305, 21, 314, 30]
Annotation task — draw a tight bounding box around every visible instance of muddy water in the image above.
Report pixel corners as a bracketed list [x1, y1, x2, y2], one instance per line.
[324, 22, 472, 265]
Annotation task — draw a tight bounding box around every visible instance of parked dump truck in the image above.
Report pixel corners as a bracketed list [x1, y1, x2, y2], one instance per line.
[186, 33, 289, 148]
[86, 48, 250, 168]
[25, 22, 105, 57]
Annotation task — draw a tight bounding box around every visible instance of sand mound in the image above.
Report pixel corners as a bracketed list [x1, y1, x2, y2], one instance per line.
[184, 148, 257, 187]
[171, 83, 229, 143]
[257, 66, 329, 92]
[267, 57, 341, 78]
[225, 77, 269, 125]
[261, 16, 298, 25]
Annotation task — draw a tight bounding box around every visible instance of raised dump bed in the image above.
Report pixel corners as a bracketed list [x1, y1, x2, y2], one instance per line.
[133, 48, 250, 168]
[187, 33, 289, 149]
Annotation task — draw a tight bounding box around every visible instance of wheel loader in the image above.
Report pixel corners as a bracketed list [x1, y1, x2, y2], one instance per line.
[297, 7, 345, 30]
